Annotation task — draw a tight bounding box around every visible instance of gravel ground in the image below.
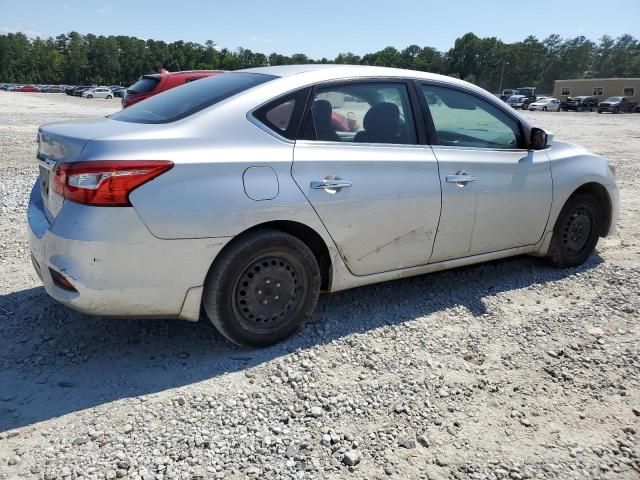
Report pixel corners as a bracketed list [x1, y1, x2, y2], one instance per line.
[0, 92, 638, 480]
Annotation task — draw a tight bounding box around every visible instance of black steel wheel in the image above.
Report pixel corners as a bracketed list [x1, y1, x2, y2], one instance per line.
[203, 229, 321, 347]
[547, 194, 602, 267]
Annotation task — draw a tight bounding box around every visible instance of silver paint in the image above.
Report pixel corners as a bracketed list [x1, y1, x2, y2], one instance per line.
[27, 65, 619, 320]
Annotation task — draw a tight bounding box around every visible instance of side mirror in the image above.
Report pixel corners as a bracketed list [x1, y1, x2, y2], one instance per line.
[530, 127, 553, 150]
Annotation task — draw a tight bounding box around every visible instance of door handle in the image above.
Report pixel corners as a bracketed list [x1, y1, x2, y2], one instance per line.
[446, 173, 477, 185]
[311, 179, 352, 190]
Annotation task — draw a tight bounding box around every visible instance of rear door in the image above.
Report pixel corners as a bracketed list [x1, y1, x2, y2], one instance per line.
[417, 83, 552, 262]
[292, 80, 442, 276]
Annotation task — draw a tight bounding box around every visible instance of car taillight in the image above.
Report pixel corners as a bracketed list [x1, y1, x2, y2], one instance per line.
[53, 160, 173, 206]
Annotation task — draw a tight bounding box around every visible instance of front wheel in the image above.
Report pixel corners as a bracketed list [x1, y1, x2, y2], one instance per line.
[87, 94, 93, 98]
[106, 95, 113, 99]
[546, 194, 602, 268]
[542, 106, 547, 111]
[203, 229, 321, 347]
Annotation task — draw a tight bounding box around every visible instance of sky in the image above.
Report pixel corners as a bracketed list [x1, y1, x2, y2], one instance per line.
[1, 0, 639, 58]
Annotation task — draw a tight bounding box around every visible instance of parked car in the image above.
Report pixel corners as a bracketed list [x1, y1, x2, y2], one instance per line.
[29, 65, 618, 347]
[16, 85, 39, 92]
[73, 86, 94, 96]
[512, 87, 537, 108]
[528, 97, 561, 111]
[42, 86, 64, 93]
[111, 86, 126, 98]
[499, 88, 516, 101]
[122, 70, 224, 108]
[561, 96, 598, 112]
[82, 87, 113, 99]
[507, 95, 529, 109]
[597, 96, 639, 114]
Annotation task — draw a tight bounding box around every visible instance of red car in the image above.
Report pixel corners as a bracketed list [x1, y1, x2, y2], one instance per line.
[16, 85, 39, 92]
[122, 70, 224, 108]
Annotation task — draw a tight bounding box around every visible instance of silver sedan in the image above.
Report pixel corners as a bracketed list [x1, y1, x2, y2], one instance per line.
[28, 65, 618, 346]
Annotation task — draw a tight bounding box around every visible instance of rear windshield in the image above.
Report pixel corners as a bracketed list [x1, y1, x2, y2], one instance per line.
[112, 72, 277, 124]
[127, 76, 160, 94]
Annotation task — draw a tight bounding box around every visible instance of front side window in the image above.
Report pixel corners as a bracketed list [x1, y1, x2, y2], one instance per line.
[303, 82, 417, 145]
[593, 87, 604, 96]
[422, 84, 522, 150]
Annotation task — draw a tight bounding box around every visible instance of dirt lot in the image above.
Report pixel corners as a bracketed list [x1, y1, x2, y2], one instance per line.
[0, 92, 638, 480]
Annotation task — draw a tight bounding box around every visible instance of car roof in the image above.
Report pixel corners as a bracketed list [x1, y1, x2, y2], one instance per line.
[240, 64, 460, 83]
[167, 70, 223, 76]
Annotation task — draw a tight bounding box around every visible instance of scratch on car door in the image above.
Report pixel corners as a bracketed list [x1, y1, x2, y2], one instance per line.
[356, 228, 430, 262]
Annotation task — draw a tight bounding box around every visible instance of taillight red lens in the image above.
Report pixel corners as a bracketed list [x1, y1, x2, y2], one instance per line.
[53, 160, 173, 206]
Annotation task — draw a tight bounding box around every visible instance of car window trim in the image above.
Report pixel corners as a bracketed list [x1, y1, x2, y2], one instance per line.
[250, 87, 312, 143]
[416, 80, 528, 151]
[295, 77, 424, 146]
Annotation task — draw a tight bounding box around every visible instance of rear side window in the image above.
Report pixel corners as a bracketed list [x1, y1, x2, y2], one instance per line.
[302, 82, 417, 145]
[252, 88, 310, 140]
[112, 72, 276, 124]
[127, 76, 159, 94]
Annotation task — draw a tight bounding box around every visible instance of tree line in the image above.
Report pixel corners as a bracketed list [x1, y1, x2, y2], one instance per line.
[0, 31, 638, 92]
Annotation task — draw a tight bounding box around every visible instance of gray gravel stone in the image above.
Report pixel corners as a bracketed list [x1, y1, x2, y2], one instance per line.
[342, 450, 362, 466]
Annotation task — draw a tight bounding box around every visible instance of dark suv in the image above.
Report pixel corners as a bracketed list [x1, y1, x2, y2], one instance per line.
[597, 96, 639, 114]
[561, 96, 598, 112]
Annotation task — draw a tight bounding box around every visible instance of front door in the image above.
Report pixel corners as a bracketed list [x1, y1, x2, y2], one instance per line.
[418, 83, 552, 262]
[292, 81, 442, 276]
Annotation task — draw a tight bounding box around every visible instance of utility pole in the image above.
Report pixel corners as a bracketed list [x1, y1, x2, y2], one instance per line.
[499, 61, 510, 95]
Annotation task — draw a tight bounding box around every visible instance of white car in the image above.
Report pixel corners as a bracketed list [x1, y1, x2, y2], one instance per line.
[529, 97, 561, 112]
[82, 87, 113, 99]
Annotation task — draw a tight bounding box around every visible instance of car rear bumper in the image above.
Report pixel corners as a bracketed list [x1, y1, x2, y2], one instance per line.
[28, 179, 230, 321]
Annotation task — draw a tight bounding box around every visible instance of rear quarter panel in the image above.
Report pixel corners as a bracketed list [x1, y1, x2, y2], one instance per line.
[104, 102, 336, 247]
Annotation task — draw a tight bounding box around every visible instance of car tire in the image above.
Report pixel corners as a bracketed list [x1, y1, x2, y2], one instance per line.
[542, 106, 547, 112]
[202, 229, 321, 347]
[546, 194, 602, 268]
[613, 107, 619, 114]
[106, 95, 112, 99]
[87, 94, 93, 98]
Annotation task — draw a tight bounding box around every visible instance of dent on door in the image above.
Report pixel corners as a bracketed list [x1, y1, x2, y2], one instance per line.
[292, 143, 442, 276]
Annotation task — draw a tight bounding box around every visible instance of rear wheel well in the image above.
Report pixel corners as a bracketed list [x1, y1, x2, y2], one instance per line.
[568, 182, 612, 236]
[215, 221, 332, 291]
